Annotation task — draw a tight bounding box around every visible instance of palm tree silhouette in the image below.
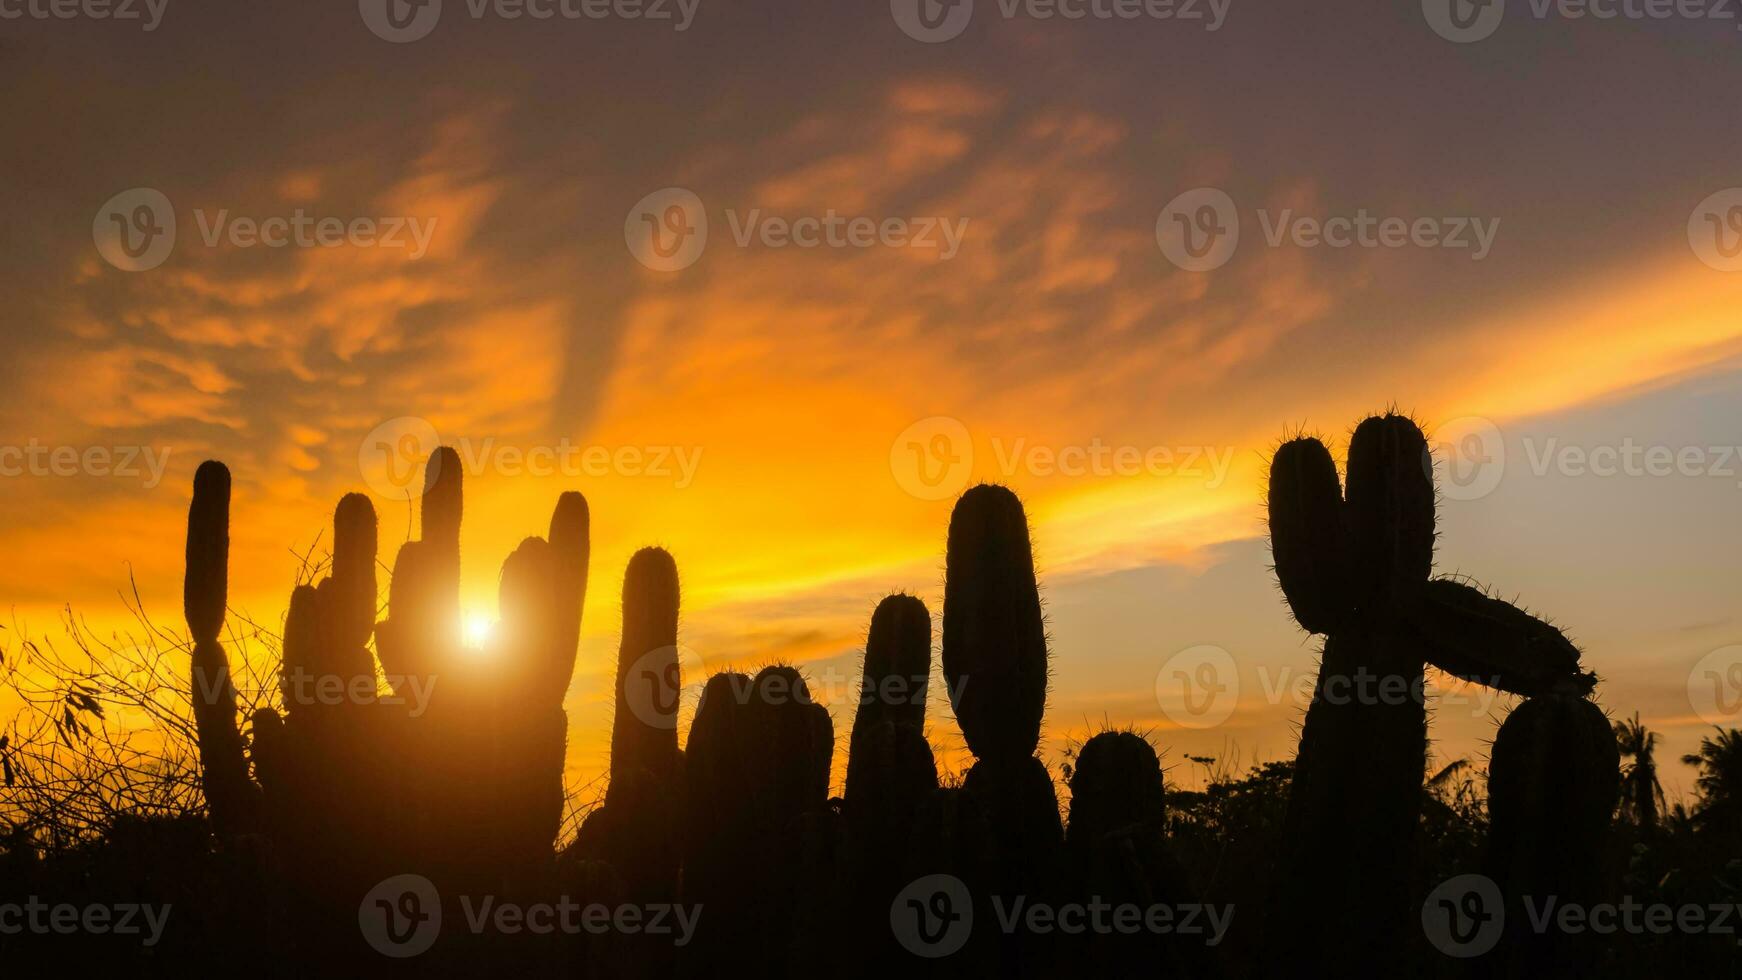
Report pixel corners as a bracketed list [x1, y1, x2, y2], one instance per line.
[1681, 727, 1742, 838]
[1613, 713, 1665, 832]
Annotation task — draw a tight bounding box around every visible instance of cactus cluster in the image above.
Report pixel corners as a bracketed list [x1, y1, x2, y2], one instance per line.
[1265, 414, 1608, 975]
[172, 413, 1624, 975]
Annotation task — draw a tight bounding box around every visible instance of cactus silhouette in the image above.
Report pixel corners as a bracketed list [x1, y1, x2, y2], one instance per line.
[942, 483, 1062, 976]
[182, 461, 260, 838]
[183, 448, 587, 965]
[1484, 690, 1620, 975]
[678, 665, 834, 978]
[1267, 414, 1598, 975]
[844, 593, 936, 822]
[1064, 731, 1210, 977]
[577, 546, 684, 920]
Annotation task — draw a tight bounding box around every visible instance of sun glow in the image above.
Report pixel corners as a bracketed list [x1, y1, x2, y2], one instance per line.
[464, 614, 494, 650]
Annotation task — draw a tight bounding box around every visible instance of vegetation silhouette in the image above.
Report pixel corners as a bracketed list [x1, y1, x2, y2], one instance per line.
[0, 413, 1738, 977]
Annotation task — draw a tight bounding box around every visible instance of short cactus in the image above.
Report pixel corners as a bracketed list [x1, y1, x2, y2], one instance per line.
[844, 593, 936, 822]
[1484, 690, 1620, 973]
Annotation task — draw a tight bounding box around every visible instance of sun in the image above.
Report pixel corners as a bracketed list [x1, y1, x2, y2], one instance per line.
[463, 614, 494, 649]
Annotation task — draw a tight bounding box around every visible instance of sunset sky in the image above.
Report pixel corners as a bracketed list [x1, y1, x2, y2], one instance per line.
[3, 2, 1741, 800]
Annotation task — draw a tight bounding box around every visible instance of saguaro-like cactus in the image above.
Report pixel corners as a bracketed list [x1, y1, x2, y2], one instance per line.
[1267, 418, 1433, 974]
[1267, 414, 1597, 975]
[1484, 690, 1620, 975]
[183, 461, 259, 837]
[942, 484, 1062, 975]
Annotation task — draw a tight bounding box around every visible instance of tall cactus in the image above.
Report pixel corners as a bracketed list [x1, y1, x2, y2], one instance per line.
[943, 483, 1062, 976]
[1267, 417, 1433, 974]
[1267, 414, 1599, 975]
[183, 460, 259, 837]
[578, 547, 683, 916]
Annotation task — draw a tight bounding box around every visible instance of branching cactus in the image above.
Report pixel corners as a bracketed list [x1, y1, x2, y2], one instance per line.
[943, 483, 1063, 975]
[182, 461, 260, 838]
[1484, 690, 1620, 974]
[1267, 413, 1597, 974]
[185, 447, 588, 961]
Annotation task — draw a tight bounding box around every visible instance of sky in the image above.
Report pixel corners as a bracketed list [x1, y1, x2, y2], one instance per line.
[2, 0, 1742, 801]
